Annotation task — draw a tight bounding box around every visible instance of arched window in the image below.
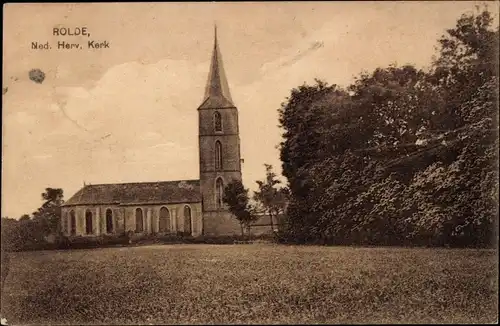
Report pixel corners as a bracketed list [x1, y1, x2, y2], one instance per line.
[135, 208, 144, 233]
[106, 209, 113, 234]
[215, 141, 222, 170]
[184, 205, 192, 235]
[216, 178, 224, 209]
[214, 111, 222, 132]
[85, 210, 93, 235]
[70, 210, 76, 236]
[159, 207, 170, 233]
[63, 212, 69, 234]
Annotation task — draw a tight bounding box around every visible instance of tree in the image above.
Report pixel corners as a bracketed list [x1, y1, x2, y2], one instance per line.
[1, 188, 66, 253]
[32, 188, 64, 236]
[278, 80, 353, 242]
[422, 7, 498, 247]
[253, 164, 289, 232]
[276, 8, 498, 247]
[432, 6, 498, 105]
[222, 180, 258, 236]
[19, 214, 30, 221]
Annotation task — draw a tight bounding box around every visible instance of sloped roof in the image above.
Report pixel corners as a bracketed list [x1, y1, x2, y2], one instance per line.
[62, 180, 201, 206]
[198, 95, 235, 110]
[198, 25, 235, 110]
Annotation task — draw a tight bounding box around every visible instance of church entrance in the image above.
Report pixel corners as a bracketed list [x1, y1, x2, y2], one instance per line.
[183, 205, 192, 235]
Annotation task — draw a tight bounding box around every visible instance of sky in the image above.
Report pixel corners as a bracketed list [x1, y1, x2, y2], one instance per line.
[2, 1, 497, 218]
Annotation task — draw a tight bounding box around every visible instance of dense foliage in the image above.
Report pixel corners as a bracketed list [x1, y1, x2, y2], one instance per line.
[1, 188, 64, 252]
[278, 9, 499, 247]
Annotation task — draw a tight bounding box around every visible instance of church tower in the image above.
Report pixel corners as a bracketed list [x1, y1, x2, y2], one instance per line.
[198, 26, 243, 235]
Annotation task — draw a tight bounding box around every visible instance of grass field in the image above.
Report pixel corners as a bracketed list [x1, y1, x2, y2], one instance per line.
[1, 244, 497, 324]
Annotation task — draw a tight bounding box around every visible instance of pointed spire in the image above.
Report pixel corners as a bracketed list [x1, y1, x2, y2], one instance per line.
[199, 24, 235, 109]
[214, 23, 218, 46]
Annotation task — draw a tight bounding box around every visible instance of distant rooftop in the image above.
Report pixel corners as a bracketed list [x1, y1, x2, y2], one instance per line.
[63, 180, 201, 206]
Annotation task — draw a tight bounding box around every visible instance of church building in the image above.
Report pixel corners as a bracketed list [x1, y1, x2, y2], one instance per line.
[60, 27, 244, 237]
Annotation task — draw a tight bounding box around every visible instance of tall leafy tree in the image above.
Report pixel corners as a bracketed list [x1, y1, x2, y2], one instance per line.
[222, 180, 258, 235]
[253, 164, 289, 232]
[278, 80, 352, 242]
[277, 8, 498, 247]
[32, 188, 64, 237]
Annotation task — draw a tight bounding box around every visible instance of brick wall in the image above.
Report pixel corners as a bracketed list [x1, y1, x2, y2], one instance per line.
[199, 106, 243, 235]
[202, 211, 242, 235]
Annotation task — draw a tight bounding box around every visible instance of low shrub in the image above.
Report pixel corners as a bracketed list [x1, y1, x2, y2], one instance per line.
[3, 231, 283, 252]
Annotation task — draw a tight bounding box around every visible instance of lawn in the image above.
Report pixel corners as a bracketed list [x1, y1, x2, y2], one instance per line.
[1, 244, 497, 324]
